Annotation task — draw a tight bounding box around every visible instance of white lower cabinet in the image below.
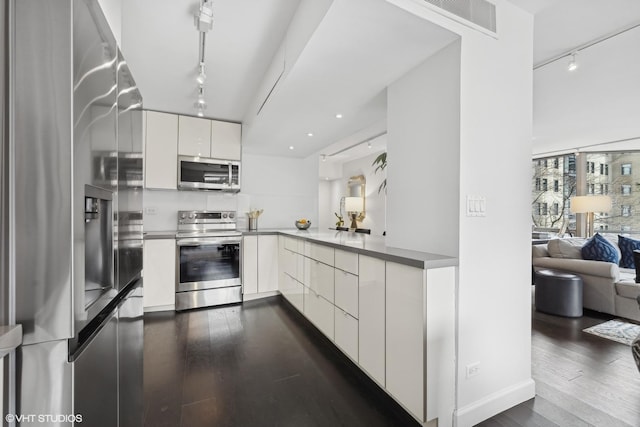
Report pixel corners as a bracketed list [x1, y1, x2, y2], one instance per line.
[358, 255, 386, 386]
[386, 262, 425, 421]
[305, 259, 334, 302]
[304, 288, 334, 340]
[334, 269, 358, 318]
[257, 235, 278, 292]
[242, 236, 258, 295]
[281, 273, 304, 312]
[143, 239, 176, 310]
[243, 235, 278, 295]
[334, 308, 358, 361]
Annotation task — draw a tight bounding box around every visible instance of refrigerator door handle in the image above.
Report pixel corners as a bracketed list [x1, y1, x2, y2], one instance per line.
[0, 325, 22, 358]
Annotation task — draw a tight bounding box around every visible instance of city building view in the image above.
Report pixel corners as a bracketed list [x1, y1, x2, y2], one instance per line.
[532, 152, 640, 236]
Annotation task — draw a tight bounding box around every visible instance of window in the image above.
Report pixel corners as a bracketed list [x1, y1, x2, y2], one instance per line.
[604, 184, 609, 195]
[551, 203, 559, 216]
[622, 184, 631, 195]
[536, 203, 542, 216]
[588, 183, 595, 194]
[622, 164, 632, 175]
[541, 203, 548, 215]
[542, 179, 547, 191]
[587, 162, 595, 174]
[553, 158, 559, 168]
[600, 163, 604, 175]
[622, 205, 631, 217]
[535, 178, 541, 191]
[599, 184, 604, 195]
[605, 164, 609, 176]
[554, 180, 559, 192]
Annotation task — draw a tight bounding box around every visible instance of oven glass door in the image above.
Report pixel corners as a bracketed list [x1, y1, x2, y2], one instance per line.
[177, 239, 241, 292]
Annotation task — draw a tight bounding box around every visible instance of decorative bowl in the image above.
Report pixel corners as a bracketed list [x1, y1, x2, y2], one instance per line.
[295, 220, 311, 230]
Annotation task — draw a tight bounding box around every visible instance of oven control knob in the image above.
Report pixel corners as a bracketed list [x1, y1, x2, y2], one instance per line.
[222, 213, 228, 219]
[180, 213, 186, 220]
[229, 212, 235, 219]
[188, 213, 195, 219]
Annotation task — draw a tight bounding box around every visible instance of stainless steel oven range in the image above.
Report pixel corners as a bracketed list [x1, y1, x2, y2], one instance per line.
[175, 210, 242, 310]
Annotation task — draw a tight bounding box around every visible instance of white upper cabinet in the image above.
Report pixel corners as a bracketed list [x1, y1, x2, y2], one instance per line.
[144, 111, 178, 189]
[178, 115, 211, 157]
[177, 116, 241, 160]
[211, 120, 241, 160]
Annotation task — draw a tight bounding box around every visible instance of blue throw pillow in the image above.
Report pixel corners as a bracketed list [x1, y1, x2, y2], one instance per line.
[581, 233, 620, 264]
[618, 235, 640, 268]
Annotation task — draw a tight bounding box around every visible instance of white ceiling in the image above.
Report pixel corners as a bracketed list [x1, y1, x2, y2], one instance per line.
[120, 0, 300, 123]
[506, 0, 640, 65]
[119, 0, 640, 164]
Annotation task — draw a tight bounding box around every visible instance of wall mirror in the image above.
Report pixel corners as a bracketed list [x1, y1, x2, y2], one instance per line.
[347, 174, 366, 221]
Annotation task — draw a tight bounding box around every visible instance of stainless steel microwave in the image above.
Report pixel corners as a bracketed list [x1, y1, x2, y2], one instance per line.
[178, 156, 241, 192]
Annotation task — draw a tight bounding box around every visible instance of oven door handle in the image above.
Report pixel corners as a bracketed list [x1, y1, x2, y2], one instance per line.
[176, 237, 242, 246]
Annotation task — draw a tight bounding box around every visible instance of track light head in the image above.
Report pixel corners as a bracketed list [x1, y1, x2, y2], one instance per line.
[568, 53, 578, 72]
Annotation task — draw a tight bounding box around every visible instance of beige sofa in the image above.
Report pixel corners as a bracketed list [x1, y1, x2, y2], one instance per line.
[532, 237, 640, 321]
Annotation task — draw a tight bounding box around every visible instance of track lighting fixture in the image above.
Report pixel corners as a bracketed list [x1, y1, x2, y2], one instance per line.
[196, 63, 206, 84]
[568, 52, 578, 72]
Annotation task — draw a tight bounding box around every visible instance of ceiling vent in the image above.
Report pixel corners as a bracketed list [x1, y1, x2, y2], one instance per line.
[423, 0, 496, 33]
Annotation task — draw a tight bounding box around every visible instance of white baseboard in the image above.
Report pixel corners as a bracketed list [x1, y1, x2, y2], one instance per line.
[243, 291, 281, 301]
[144, 304, 175, 313]
[454, 378, 535, 427]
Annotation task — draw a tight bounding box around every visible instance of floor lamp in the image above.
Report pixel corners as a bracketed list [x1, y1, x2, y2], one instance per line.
[570, 195, 612, 237]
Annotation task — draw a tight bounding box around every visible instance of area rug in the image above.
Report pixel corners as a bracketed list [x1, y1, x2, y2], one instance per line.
[583, 319, 640, 346]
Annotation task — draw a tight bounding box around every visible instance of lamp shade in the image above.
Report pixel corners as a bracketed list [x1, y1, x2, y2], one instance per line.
[345, 197, 364, 213]
[570, 195, 612, 213]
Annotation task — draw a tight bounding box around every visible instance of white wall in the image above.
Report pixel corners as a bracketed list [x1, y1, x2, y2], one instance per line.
[317, 150, 387, 235]
[533, 25, 640, 155]
[240, 153, 318, 229]
[385, 1, 535, 426]
[387, 42, 460, 257]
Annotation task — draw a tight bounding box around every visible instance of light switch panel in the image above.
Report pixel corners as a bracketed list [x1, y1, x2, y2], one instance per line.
[466, 196, 486, 217]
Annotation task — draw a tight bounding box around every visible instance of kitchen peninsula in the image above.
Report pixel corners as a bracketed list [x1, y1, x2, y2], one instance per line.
[243, 229, 455, 426]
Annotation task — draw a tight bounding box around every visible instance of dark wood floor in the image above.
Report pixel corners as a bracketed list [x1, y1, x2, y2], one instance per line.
[143, 297, 419, 427]
[478, 298, 640, 427]
[144, 294, 640, 427]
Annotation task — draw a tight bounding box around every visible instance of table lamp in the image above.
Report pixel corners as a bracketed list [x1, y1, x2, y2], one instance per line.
[570, 195, 611, 237]
[344, 197, 364, 229]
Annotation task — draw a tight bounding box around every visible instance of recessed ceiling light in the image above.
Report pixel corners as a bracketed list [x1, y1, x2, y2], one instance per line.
[289, 146, 294, 150]
[367, 142, 372, 149]
[307, 132, 314, 137]
[335, 113, 343, 119]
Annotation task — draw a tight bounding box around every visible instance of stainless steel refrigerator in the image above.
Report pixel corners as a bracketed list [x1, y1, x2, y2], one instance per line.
[1, 0, 144, 425]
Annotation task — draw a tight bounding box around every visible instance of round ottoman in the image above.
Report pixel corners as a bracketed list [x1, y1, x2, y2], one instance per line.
[534, 269, 583, 317]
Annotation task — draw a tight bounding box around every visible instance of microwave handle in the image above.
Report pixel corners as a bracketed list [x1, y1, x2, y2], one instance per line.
[228, 162, 232, 187]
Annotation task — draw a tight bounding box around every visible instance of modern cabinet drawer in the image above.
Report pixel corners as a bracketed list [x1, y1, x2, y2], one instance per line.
[335, 249, 358, 275]
[281, 273, 304, 313]
[304, 258, 334, 302]
[284, 236, 302, 253]
[304, 288, 334, 340]
[304, 241, 334, 266]
[335, 269, 358, 318]
[335, 308, 358, 362]
[282, 248, 296, 278]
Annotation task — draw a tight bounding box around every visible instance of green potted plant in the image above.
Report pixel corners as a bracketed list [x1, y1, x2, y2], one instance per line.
[372, 152, 387, 193]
